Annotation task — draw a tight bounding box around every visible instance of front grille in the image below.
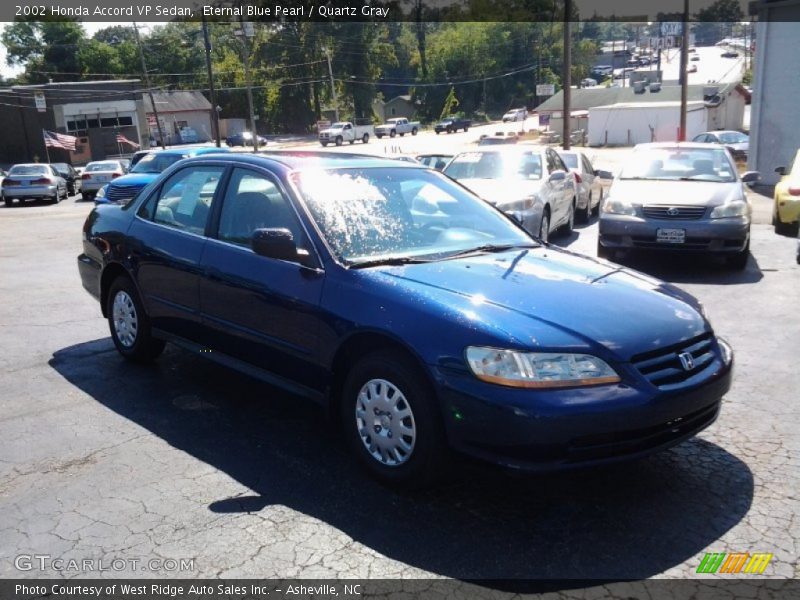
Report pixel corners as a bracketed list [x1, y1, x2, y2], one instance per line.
[631, 332, 717, 388]
[106, 184, 143, 202]
[642, 205, 707, 220]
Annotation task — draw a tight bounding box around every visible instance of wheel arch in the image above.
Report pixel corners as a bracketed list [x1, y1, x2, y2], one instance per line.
[99, 262, 135, 318]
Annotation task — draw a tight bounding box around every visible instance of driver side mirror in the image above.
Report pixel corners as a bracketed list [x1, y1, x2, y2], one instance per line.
[548, 171, 566, 182]
[594, 169, 613, 180]
[775, 166, 786, 176]
[252, 228, 299, 262]
[741, 171, 761, 185]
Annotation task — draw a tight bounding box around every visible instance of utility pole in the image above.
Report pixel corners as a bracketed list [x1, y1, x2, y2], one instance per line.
[323, 47, 339, 122]
[201, 14, 221, 148]
[562, 0, 572, 150]
[678, 0, 689, 141]
[236, 18, 258, 152]
[133, 22, 165, 150]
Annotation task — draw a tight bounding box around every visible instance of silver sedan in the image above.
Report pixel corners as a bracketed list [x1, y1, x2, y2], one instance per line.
[598, 143, 760, 269]
[1, 163, 68, 206]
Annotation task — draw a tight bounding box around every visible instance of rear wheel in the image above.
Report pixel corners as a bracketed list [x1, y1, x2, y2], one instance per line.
[411, 128, 418, 136]
[538, 209, 550, 243]
[362, 133, 370, 144]
[107, 276, 165, 363]
[775, 218, 799, 237]
[341, 350, 446, 488]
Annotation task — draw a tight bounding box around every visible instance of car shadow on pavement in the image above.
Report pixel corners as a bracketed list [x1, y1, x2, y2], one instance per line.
[50, 339, 754, 589]
[610, 252, 764, 285]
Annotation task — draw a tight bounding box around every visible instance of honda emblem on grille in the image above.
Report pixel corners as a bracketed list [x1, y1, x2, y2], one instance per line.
[678, 351, 695, 371]
[667, 207, 680, 216]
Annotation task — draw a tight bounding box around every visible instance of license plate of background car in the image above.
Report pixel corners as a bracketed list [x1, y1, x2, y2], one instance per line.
[656, 228, 686, 244]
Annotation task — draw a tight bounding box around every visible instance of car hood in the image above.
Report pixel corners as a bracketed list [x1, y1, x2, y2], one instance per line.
[609, 179, 744, 206]
[108, 173, 159, 187]
[365, 247, 708, 361]
[456, 178, 543, 205]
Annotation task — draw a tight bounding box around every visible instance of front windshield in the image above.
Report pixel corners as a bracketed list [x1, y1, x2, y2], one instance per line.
[717, 132, 748, 144]
[131, 153, 186, 174]
[619, 147, 736, 182]
[444, 151, 543, 181]
[292, 167, 533, 264]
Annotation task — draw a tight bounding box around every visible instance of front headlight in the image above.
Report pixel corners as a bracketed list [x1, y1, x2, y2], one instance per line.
[710, 200, 748, 219]
[498, 196, 535, 212]
[602, 197, 636, 216]
[96, 184, 107, 199]
[717, 337, 733, 365]
[465, 346, 621, 389]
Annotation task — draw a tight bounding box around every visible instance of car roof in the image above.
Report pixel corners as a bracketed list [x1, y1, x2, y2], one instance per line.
[151, 146, 229, 156]
[632, 142, 730, 150]
[186, 151, 422, 171]
[458, 145, 545, 153]
[11, 163, 50, 168]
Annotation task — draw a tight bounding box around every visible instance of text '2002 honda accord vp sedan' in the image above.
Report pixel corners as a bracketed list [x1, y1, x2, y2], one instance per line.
[78, 152, 733, 487]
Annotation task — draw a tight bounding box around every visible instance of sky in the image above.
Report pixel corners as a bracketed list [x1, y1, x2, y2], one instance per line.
[0, 22, 164, 80]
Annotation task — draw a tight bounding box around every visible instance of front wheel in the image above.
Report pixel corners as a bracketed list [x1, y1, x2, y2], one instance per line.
[107, 277, 165, 363]
[538, 210, 550, 243]
[341, 350, 446, 488]
[390, 130, 397, 138]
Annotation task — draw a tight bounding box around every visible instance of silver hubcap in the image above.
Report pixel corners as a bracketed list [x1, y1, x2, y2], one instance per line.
[540, 214, 549, 242]
[112, 291, 138, 348]
[355, 378, 416, 467]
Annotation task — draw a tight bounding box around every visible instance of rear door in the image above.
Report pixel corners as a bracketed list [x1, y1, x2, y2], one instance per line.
[127, 163, 226, 339]
[199, 166, 326, 390]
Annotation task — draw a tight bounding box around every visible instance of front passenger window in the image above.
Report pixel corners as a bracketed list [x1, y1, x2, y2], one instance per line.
[152, 166, 224, 235]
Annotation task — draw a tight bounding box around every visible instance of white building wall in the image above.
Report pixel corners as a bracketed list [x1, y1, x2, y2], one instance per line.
[749, 12, 800, 184]
[588, 104, 707, 146]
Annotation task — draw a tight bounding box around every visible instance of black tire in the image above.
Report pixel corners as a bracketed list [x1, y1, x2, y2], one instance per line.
[538, 209, 550, 243]
[390, 130, 397, 138]
[411, 128, 418, 136]
[82, 193, 94, 202]
[49, 194, 59, 205]
[463, 126, 469, 132]
[321, 142, 329, 147]
[775, 218, 800, 237]
[107, 276, 165, 363]
[335, 136, 343, 147]
[446, 126, 453, 134]
[597, 239, 612, 260]
[68, 184, 76, 196]
[376, 134, 383, 139]
[340, 350, 447, 489]
[4, 198, 12, 207]
[577, 194, 591, 223]
[435, 130, 440, 135]
[562, 199, 576, 235]
[727, 241, 750, 270]
[362, 133, 369, 144]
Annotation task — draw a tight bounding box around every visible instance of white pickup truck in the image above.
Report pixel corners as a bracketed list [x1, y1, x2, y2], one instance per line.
[319, 121, 374, 146]
[374, 118, 420, 139]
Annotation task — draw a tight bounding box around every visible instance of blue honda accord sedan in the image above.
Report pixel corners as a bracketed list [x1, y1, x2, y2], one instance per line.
[78, 152, 733, 487]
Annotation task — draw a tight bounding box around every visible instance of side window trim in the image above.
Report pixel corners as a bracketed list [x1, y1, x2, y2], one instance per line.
[209, 164, 322, 270]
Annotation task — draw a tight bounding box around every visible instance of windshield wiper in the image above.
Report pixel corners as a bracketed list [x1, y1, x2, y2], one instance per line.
[348, 256, 434, 269]
[442, 242, 539, 260]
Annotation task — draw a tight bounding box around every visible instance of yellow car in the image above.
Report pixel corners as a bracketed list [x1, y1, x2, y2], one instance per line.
[773, 149, 800, 236]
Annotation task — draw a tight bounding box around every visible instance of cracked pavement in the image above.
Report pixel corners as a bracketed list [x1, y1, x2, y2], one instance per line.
[0, 177, 797, 590]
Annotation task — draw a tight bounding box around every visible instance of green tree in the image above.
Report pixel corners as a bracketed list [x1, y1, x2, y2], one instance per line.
[694, 0, 744, 45]
[439, 86, 459, 119]
[2, 21, 85, 82]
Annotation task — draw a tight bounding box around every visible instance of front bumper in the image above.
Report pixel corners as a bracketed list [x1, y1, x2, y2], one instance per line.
[432, 351, 732, 471]
[2, 185, 57, 199]
[599, 214, 749, 253]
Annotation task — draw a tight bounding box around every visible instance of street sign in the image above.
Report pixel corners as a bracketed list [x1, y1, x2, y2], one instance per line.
[34, 92, 46, 113]
[661, 22, 683, 37]
[539, 114, 550, 127]
[536, 84, 555, 97]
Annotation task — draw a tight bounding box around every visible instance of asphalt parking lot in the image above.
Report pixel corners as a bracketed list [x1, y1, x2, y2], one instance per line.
[0, 180, 798, 585]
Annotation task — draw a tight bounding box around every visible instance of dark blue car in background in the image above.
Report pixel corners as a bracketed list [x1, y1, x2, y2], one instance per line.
[96, 146, 230, 204]
[78, 152, 733, 487]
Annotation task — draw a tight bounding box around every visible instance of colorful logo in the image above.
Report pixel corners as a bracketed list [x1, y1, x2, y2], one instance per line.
[696, 552, 773, 574]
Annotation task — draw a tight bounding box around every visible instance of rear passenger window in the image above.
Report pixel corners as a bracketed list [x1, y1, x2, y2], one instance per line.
[152, 166, 224, 235]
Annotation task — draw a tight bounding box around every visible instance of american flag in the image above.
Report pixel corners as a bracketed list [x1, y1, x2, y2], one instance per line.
[116, 133, 140, 149]
[42, 130, 77, 151]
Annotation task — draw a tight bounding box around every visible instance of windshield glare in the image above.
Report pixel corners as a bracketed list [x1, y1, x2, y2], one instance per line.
[619, 147, 736, 182]
[293, 167, 531, 264]
[131, 154, 185, 174]
[444, 152, 543, 181]
[9, 165, 48, 175]
[87, 162, 120, 172]
[559, 153, 579, 169]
